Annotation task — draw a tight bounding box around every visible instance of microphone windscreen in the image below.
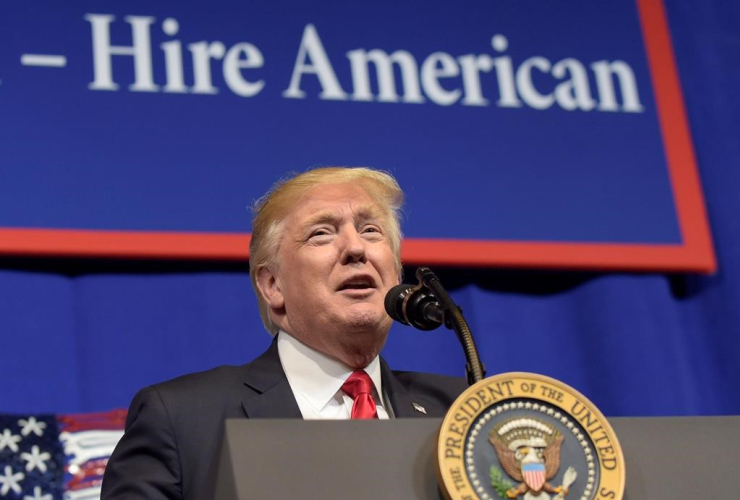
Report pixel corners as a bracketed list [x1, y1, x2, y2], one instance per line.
[384, 283, 414, 324]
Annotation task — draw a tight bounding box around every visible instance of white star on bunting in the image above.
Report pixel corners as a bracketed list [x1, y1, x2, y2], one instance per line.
[20, 445, 51, 473]
[0, 465, 25, 496]
[18, 417, 46, 438]
[0, 429, 22, 453]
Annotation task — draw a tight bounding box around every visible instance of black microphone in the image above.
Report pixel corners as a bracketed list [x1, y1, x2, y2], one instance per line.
[384, 283, 444, 331]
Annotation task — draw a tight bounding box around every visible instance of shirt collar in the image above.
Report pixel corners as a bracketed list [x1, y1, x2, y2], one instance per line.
[277, 330, 384, 412]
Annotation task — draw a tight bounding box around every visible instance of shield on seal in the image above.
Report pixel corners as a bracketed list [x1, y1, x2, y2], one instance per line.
[522, 462, 546, 491]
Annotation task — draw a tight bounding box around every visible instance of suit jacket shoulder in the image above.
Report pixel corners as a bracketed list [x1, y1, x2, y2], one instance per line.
[102, 364, 254, 500]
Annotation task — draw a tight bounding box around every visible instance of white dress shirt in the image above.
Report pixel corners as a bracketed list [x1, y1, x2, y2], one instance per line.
[277, 330, 391, 420]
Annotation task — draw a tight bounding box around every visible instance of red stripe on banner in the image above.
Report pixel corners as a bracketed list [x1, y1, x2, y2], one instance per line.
[403, 239, 713, 272]
[0, 228, 251, 261]
[0, 228, 715, 273]
[634, 0, 716, 273]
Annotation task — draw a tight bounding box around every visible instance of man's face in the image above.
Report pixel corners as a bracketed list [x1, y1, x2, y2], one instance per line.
[259, 182, 400, 367]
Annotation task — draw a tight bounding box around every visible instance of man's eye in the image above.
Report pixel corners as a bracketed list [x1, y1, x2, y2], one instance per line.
[362, 226, 381, 234]
[310, 229, 331, 238]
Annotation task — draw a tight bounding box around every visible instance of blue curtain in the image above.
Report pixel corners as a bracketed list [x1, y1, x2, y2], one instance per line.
[2, 0, 739, 417]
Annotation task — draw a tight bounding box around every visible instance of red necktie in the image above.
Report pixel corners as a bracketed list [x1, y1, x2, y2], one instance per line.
[341, 370, 379, 419]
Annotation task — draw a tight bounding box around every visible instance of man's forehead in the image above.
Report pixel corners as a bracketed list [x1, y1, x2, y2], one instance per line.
[303, 202, 382, 223]
[288, 184, 384, 224]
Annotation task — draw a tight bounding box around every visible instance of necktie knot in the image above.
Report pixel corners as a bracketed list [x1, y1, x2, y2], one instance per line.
[341, 370, 374, 398]
[341, 370, 378, 419]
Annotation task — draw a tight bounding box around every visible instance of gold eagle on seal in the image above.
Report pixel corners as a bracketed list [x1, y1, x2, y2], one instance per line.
[489, 417, 577, 499]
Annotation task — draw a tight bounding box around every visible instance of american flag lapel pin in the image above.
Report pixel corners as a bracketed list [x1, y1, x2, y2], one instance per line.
[412, 402, 427, 414]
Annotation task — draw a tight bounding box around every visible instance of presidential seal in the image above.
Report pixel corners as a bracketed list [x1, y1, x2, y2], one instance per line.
[437, 373, 624, 500]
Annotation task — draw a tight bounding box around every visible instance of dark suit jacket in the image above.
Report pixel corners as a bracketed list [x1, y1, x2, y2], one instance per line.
[101, 339, 467, 500]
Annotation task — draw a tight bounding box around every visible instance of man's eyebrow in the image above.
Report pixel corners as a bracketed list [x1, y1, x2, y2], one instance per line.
[353, 204, 384, 223]
[302, 211, 340, 227]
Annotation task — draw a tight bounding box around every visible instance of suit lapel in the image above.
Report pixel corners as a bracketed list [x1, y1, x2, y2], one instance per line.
[381, 358, 433, 418]
[241, 338, 303, 419]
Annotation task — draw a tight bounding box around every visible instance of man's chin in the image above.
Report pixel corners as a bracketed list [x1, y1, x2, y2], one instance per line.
[340, 310, 391, 334]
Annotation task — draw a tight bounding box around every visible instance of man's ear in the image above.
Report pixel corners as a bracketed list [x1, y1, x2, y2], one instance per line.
[255, 266, 285, 310]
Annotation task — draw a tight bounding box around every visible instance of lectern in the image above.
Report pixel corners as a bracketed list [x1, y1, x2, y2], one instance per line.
[213, 416, 740, 499]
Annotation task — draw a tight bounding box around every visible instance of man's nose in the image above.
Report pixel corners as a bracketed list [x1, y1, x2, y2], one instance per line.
[340, 227, 367, 264]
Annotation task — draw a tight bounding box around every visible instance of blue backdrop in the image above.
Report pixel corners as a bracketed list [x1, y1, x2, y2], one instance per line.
[0, 0, 714, 270]
[1, 0, 738, 417]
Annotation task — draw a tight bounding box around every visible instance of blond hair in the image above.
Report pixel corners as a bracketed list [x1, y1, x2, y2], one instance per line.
[249, 167, 405, 334]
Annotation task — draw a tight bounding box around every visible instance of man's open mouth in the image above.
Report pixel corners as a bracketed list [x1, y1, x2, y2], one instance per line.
[339, 276, 375, 290]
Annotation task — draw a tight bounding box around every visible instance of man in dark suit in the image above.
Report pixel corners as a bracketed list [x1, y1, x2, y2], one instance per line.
[101, 167, 466, 499]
